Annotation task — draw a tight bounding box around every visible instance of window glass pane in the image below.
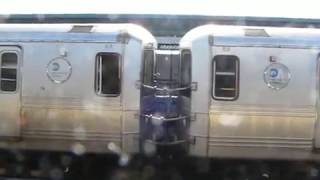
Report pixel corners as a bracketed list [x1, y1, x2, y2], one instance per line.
[214, 75, 236, 97]
[1, 69, 17, 79]
[171, 54, 180, 83]
[215, 55, 237, 72]
[215, 88, 236, 98]
[143, 50, 154, 85]
[1, 52, 17, 92]
[155, 54, 171, 80]
[1, 53, 17, 67]
[95, 53, 120, 96]
[1, 80, 16, 91]
[215, 75, 236, 89]
[154, 53, 180, 88]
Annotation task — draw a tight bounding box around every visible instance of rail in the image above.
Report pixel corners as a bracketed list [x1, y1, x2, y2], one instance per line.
[141, 83, 191, 92]
[141, 114, 189, 123]
[145, 139, 187, 146]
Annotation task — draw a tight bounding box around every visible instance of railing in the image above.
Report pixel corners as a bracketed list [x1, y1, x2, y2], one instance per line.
[140, 83, 190, 146]
[141, 83, 191, 92]
[141, 114, 189, 123]
[145, 139, 187, 146]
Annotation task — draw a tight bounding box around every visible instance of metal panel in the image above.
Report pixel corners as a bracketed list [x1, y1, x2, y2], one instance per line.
[190, 37, 211, 114]
[0, 46, 21, 139]
[20, 42, 124, 153]
[121, 39, 142, 152]
[207, 46, 319, 158]
[122, 39, 142, 110]
[189, 113, 209, 157]
[0, 24, 155, 154]
[188, 37, 211, 157]
[22, 108, 122, 142]
[21, 43, 122, 104]
[187, 33, 320, 158]
[211, 47, 318, 106]
[209, 106, 316, 141]
[122, 111, 139, 153]
[314, 55, 320, 149]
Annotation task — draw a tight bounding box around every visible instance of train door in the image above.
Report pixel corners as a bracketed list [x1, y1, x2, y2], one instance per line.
[140, 49, 191, 154]
[0, 46, 21, 139]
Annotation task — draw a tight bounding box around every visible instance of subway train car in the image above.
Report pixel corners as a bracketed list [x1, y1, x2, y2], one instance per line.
[180, 25, 320, 160]
[0, 23, 156, 155]
[2, 23, 320, 161]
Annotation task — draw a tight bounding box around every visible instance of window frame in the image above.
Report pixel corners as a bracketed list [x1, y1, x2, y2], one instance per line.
[180, 49, 192, 87]
[0, 50, 19, 93]
[211, 55, 240, 101]
[94, 52, 121, 97]
[141, 49, 155, 86]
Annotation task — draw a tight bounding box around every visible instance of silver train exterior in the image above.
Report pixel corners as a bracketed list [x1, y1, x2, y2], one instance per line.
[1, 23, 320, 160]
[180, 25, 320, 160]
[0, 23, 156, 155]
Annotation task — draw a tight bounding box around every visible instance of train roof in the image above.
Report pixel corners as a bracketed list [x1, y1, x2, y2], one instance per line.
[180, 24, 320, 49]
[0, 23, 156, 45]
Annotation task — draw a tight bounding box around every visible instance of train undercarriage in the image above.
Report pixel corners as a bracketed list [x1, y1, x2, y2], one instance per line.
[0, 149, 319, 180]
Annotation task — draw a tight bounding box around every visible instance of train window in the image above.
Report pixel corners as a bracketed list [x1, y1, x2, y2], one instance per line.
[212, 55, 239, 100]
[0, 52, 17, 92]
[181, 50, 191, 86]
[95, 53, 121, 96]
[155, 53, 172, 80]
[142, 50, 154, 86]
[154, 51, 180, 87]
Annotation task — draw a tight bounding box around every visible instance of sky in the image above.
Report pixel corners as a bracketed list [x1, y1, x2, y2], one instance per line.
[1, 0, 320, 19]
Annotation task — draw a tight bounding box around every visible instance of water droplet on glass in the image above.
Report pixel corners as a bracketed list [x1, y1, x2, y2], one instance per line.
[119, 154, 130, 167]
[143, 142, 156, 156]
[71, 143, 86, 155]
